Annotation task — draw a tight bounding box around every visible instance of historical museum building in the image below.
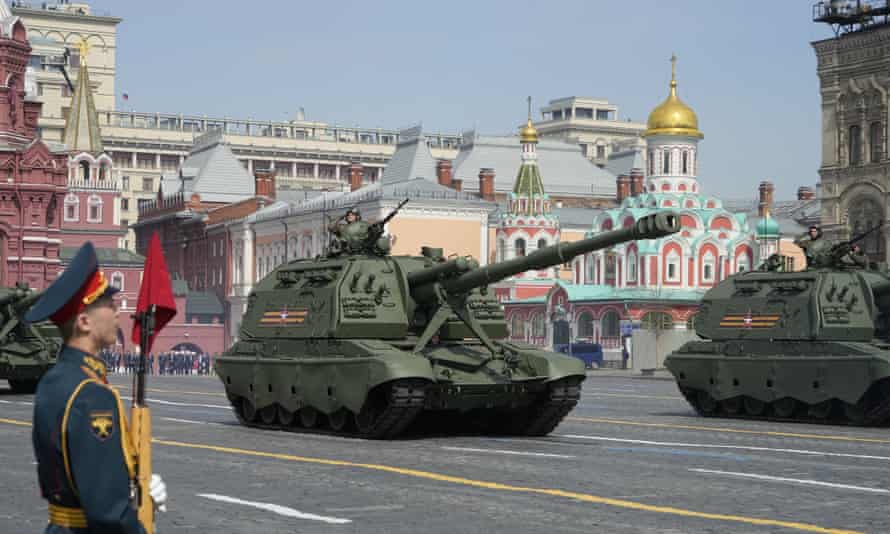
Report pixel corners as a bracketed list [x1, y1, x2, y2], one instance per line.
[812, 7, 890, 263]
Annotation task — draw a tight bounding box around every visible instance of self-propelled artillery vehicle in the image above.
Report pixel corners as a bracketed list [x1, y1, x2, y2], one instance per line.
[0, 283, 61, 393]
[665, 228, 890, 425]
[216, 207, 680, 438]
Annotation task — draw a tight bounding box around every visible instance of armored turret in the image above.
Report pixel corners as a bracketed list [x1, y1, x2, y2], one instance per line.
[0, 283, 61, 393]
[217, 211, 680, 438]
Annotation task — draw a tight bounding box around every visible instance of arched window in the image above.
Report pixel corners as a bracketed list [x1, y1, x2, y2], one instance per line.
[98, 161, 109, 181]
[870, 122, 882, 163]
[666, 250, 680, 282]
[736, 252, 750, 273]
[641, 311, 673, 331]
[662, 149, 670, 173]
[681, 151, 688, 174]
[647, 150, 654, 176]
[849, 124, 862, 165]
[702, 251, 716, 282]
[577, 312, 594, 339]
[79, 160, 90, 181]
[848, 197, 885, 261]
[497, 238, 505, 262]
[532, 314, 545, 338]
[537, 238, 547, 251]
[509, 314, 525, 339]
[87, 195, 102, 223]
[290, 237, 298, 260]
[110, 272, 124, 290]
[515, 238, 526, 257]
[64, 194, 79, 221]
[601, 310, 620, 338]
[627, 251, 637, 282]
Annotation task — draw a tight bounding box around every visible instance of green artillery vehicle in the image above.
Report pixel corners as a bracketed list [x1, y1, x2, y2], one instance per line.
[665, 228, 890, 426]
[216, 207, 680, 438]
[0, 283, 61, 393]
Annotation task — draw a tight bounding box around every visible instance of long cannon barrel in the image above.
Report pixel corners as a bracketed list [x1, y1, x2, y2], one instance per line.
[443, 211, 680, 295]
[407, 257, 474, 288]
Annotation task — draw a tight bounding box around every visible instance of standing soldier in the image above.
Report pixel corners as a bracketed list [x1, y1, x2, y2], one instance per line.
[28, 242, 167, 533]
[794, 225, 831, 268]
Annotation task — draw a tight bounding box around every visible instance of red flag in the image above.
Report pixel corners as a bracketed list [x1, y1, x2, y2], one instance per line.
[132, 232, 177, 353]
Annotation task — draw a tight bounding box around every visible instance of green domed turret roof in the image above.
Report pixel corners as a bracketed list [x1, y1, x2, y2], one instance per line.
[756, 214, 780, 237]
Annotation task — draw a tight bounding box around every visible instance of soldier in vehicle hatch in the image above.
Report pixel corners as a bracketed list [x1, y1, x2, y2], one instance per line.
[328, 208, 361, 238]
[841, 242, 869, 269]
[794, 225, 831, 268]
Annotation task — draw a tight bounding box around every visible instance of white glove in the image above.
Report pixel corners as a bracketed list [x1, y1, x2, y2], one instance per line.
[149, 473, 167, 513]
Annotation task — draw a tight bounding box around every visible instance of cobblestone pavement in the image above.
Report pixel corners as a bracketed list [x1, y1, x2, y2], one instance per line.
[2, 374, 887, 533]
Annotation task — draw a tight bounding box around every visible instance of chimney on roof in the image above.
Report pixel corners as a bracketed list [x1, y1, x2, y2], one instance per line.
[797, 186, 815, 200]
[478, 168, 495, 201]
[629, 168, 645, 197]
[254, 169, 276, 200]
[616, 174, 631, 203]
[436, 159, 453, 188]
[758, 181, 775, 217]
[349, 162, 364, 192]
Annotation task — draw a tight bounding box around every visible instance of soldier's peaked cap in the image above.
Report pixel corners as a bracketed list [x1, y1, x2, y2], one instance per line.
[25, 242, 119, 325]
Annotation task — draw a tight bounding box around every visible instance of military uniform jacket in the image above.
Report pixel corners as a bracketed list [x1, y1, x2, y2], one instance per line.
[32, 345, 145, 534]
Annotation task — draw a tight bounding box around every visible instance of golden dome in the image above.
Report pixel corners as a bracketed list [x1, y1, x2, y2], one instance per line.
[520, 118, 538, 143]
[643, 55, 703, 139]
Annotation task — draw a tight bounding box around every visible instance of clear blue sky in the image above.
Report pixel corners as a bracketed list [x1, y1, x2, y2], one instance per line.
[88, 0, 834, 201]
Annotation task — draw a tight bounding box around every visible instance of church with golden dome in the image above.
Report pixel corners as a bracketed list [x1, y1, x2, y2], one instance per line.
[502, 57, 759, 365]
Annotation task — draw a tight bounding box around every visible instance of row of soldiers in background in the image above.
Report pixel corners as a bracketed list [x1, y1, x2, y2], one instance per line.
[98, 349, 215, 376]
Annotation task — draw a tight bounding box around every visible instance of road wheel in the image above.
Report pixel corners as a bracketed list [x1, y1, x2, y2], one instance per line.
[843, 402, 867, 424]
[299, 406, 319, 428]
[260, 404, 277, 425]
[696, 391, 717, 415]
[743, 397, 766, 416]
[277, 405, 296, 426]
[721, 397, 742, 415]
[240, 398, 257, 423]
[772, 397, 797, 418]
[328, 408, 350, 432]
[807, 400, 833, 420]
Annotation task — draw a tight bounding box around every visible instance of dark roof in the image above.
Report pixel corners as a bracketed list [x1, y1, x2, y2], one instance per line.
[61, 246, 145, 266]
[186, 291, 223, 316]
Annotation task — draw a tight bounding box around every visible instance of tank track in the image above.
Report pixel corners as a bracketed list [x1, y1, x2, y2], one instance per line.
[228, 378, 428, 439]
[508, 377, 582, 435]
[679, 378, 890, 427]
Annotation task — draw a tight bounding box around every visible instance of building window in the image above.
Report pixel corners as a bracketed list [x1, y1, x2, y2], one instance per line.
[121, 219, 129, 229]
[627, 251, 637, 282]
[666, 250, 680, 282]
[662, 149, 670, 173]
[647, 150, 654, 175]
[142, 177, 154, 192]
[110, 272, 124, 291]
[63, 194, 79, 221]
[736, 253, 750, 273]
[681, 151, 688, 174]
[596, 145, 606, 159]
[601, 310, 620, 338]
[641, 312, 673, 331]
[577, 312, 594, 339]
[849, 125, 862, 165]
[515, 238, 526, 257]
[532, 314, 545, 338]
[121, 176, 130, 191]
[79, 160, 90, 181]
[87, 195, 102, 222]
[98, 162, 109, 181]
[509, 314, 524, 339]
[870, 122, 882, 163]
[702, 251, 715, 282]
[121, 198, 129, 211]
[537, 238, 547, 251]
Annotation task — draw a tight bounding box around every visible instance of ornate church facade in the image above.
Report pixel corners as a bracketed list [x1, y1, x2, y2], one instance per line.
[503, 59, 758, 356]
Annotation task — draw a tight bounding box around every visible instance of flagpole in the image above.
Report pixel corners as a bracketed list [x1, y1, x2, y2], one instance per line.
[132, 308, 156, 532]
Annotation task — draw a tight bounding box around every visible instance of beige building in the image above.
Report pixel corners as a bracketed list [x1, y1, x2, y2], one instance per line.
[812, 12, 890, 263]
[535, 97, 646, 167]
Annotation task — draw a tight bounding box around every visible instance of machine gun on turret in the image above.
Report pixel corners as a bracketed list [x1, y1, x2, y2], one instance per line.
[368, 198, 409, 244]
[823, 221, 885, 268]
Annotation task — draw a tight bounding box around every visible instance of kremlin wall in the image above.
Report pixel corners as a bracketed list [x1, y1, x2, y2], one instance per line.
[0, 1, 819, 363]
